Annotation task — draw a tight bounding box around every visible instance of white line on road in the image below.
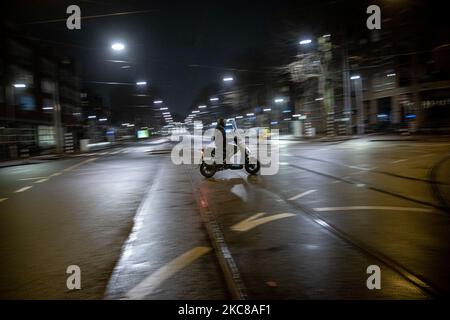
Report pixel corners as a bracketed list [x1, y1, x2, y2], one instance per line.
[231, 212, 296, 232]
[288, 189, 317, 201]
[0, 198, 7, 203]
[50, 172, 62, 177]
[123, 246, 211, 300]
[14, 186, 32, 193]
[347, 165, 377, 171]
[63, 158, 98, 172]
[313, 206, 433, 213]
[18, 177, 46, 181]
[34, 178, 49, 183]
[391, 159, 408, 164]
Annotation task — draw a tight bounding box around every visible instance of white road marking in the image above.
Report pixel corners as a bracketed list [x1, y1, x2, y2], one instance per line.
[347, 165, 376, 171]
[14, 186, 32, 193]
[288, 189, 317, 201]
[313, 206, 433, 213]
[50, 172, 62, 177]
[391, 159, 408, 164]
[35, 178, 49, 183]
[123, 246, 211, 300]
[18, 177, 46, 181]
[0, 198, 7, 203]
[231, 212, 296, 232]
[63, 158, 97, 172]
[331, 180, 341, 184]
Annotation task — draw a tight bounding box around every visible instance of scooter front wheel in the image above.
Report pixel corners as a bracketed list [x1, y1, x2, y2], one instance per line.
[200, 162, 216, 178]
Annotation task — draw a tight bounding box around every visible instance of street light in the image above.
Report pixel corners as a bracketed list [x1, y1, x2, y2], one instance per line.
[154, 100, 163, 104]
[223, 77, 234, 82]
[209, 97, 219, 101]
[263, 108, 272, 112]
[198, 105, 206, 109]
[13, 83, 26, 88]
[299, 39, 312, 45]
[351, 75, 364, 134]
[111, 43, 125, 51]
[274, 98, 284, 103]
[136, 81, 147, 86]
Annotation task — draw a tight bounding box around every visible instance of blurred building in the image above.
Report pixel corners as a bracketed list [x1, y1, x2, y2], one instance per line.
[0, 23, 82, 160]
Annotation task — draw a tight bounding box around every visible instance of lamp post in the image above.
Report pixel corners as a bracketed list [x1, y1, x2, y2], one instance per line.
[351, 75, 364, 135]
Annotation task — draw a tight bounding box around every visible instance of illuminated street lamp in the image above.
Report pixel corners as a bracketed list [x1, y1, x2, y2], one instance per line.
[209, 97, 219, 101]
[154, 100, 163, 104]
[111, 43, 125, 51]
[13, 83, 26, 88]
[299, 39, 312, 45]
[274, 98, 284, 103]
[136, 81, 147, 86]
[223, 76, 234, 82]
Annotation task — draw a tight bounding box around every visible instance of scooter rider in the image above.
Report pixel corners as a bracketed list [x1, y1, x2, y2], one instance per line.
[214, 118, 227, 164]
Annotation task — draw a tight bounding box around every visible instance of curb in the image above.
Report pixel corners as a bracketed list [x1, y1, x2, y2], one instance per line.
[185, 166, 248, 300]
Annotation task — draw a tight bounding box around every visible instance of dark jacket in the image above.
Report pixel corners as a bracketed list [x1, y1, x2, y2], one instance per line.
[215, 124, 226, 146]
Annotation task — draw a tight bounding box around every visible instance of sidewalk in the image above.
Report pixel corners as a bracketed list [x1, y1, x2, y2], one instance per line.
[278, 134, 356, 143]
[278, 133, 450, 143]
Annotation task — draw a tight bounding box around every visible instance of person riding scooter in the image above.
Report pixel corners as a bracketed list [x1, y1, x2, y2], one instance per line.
[214, 118, 227, 164]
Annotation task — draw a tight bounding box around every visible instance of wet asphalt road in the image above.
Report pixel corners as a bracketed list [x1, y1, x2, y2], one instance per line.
[0, 136, 449, 299]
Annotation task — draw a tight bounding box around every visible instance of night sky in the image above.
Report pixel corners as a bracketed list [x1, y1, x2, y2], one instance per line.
[3, 0, 278, 118]
[3, 0, 449, 120]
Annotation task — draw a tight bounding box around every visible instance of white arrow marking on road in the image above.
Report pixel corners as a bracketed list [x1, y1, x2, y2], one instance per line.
[313, 206, 433, 213]
[288, 189, 317, 201]
[14, 186, 32, 193]
[231, 212, 296, 232]
[123, 246, 211, 300]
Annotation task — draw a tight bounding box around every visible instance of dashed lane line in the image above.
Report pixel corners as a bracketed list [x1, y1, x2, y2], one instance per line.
[62, 158, 98, 172]
[14, 186, 32, 193]
[18, 177, 46, 181]
[391, 159, 408, 164]
[34, 178, 49, 183]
